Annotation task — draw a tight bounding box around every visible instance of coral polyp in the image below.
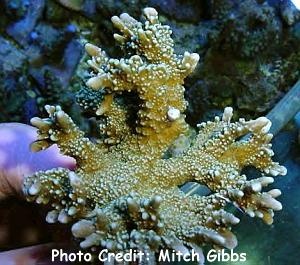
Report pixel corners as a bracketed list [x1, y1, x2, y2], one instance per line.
[23, 7, 286, 264]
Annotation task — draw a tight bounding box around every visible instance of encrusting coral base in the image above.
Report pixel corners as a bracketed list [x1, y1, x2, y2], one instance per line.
[23, 7, 286, 264]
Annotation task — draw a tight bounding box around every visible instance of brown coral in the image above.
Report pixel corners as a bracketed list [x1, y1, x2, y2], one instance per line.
[23, 7, 286, 264]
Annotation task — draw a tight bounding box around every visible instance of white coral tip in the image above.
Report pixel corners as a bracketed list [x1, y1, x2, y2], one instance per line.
[72, 220, 95, 238]
[28, 182, 41, 195]
[58, 209, 70, 223]
[279, 165, 287, 176]
[182, 52, 199, 71]
[86, 76, 103, 90]
[68, 172, 82, 188]
[86, 74, 112, 90]
[190, 53, 200, 64]
[251, 182, 262, 192]
[85, 43, 101, 57]
[269, 165, 287, 176]
[143, 7, 158, 23]
[46, 210, 59, 223]
[167, 107, 180, 121]
[246, 117, 272, 134]
[222, 107, 233, 122]
[268, 189, 282, 198]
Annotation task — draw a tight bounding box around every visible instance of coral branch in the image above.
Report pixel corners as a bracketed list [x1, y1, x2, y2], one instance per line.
[30, 105, 99, 170]
[23, 8, 286, 264]
[84, 8, 200, 156]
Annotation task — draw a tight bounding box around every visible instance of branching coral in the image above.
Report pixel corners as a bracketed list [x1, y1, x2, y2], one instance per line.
[23, 7, 286, 264]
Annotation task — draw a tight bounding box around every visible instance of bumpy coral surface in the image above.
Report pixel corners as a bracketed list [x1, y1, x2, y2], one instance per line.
[24, 7, 286, 264]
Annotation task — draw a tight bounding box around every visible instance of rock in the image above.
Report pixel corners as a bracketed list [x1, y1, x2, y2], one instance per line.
[23, 98, 39, 123]
[0, 37, 26, 72]
[50, 39, 83, 87]
[6, 0, 45, 46]
[148, 0, 204, 22]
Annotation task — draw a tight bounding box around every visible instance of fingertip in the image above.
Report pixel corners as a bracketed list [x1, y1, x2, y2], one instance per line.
[54, 154, 77, 171]
[0, 123, 76, 198]
[0, 244, 71, 265]
[31, 144, 76, 171]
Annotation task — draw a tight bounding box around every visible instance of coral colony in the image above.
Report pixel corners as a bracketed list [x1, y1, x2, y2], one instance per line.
[24, 7, 286, 264]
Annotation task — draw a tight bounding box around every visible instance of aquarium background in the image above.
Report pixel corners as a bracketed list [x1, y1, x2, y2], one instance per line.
[0, 0, 299, 264]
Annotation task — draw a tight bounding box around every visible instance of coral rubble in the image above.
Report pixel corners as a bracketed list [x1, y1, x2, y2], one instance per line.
[23, 8, 286, 264]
